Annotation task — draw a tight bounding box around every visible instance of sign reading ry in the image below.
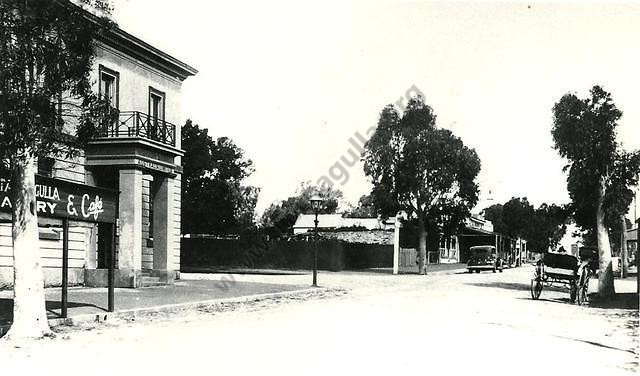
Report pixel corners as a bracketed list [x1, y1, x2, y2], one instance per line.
[0, 175, 118, 223]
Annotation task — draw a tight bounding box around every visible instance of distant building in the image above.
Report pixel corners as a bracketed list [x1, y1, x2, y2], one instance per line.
[395, 214, 527, 269]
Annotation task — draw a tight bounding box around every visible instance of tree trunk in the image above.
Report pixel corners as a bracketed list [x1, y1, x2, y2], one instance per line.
[417, 217, 427, 275]
[620, 214, 627, 279]
[596, 177, 615, 298]
[3, 155, 51, 340]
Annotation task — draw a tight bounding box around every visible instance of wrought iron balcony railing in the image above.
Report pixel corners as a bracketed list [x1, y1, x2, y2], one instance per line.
[95, 111, 176, 147]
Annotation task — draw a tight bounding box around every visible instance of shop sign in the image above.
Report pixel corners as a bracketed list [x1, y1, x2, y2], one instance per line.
[0, 175, 117, 223]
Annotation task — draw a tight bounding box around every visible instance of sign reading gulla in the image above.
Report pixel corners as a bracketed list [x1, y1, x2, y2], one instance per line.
[0, 175, 117, 224]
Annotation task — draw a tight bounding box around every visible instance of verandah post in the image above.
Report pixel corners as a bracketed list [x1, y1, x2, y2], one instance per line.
[61, 218, 69, 318]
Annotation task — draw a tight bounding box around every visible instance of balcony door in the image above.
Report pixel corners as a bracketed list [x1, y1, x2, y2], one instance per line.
[148, 87, 165, 141]
[99, 65, 119, 136]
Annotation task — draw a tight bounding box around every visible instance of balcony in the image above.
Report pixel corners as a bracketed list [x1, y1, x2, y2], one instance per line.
[95, 111, 177, 147]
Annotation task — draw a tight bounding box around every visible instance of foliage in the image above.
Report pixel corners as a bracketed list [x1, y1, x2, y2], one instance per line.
[501, 197, 535, 238]
[181, 119, 259, 235]
[0, 0, 116, 163]
[528, 203, 569, 252]
[483, 198, 569, 253]
[344, 194, 377, 218]
[363, 97, 481, 238]
[482, 204, 507, 234]
[260, 181, 343, 236]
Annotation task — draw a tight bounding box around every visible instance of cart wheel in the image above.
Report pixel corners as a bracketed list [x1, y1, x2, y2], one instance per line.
[530, 279, 542, 300]
[476, 269, 481, 273]
[569, 282, 577, 303]
[577, 273, 590, 306]
[577, 284, 588, 305]
[575, 265, 590, 306]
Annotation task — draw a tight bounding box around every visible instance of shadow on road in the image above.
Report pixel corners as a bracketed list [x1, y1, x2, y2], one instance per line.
[0, 298, 107, 329]
[515, 296, 576, 305]
[466, 281, 566, 293]
[587, 293, 639, 310]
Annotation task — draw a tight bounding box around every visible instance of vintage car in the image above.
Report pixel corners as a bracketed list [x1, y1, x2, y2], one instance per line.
[467, 245, 503, 273]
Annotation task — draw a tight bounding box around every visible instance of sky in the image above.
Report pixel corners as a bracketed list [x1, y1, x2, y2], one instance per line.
[111, 0, 640, 218]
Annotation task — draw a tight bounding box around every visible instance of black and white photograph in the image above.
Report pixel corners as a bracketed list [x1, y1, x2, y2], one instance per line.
[0, 0, 638, 374]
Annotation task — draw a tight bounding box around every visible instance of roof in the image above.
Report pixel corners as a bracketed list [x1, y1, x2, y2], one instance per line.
[465, 215, 494, 233]
[99, 25, 198, 80]
[469, 245, 496, 250]
[68, 0, 198, 80]
[292, 214, 394, 231]
[294, 214, 344, 229]
[460, 226, 495, 236]
[314, 230, 394, 245]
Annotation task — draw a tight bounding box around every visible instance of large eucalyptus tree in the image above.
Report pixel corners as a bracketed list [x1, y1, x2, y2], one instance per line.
[363, 97, 481, 274]
[552, 85, 640, 297]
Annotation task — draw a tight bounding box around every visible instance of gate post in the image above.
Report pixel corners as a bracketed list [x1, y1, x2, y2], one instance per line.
[393, 213, 402, 275]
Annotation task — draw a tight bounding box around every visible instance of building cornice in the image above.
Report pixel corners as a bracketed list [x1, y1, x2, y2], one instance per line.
[97, 27, 198, 82]
[65, 0, 198, 81]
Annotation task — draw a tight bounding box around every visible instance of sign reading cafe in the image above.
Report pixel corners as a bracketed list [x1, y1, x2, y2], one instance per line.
[0, 175, 117, 224]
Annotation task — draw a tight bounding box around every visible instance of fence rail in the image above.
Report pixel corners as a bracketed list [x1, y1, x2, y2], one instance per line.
[96, 111, 176, 147]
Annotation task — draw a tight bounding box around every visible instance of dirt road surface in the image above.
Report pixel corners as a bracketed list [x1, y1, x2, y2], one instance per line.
[0, 266, 637, 375]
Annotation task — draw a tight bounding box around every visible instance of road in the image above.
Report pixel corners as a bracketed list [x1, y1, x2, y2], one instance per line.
[0, 266, 637, 375]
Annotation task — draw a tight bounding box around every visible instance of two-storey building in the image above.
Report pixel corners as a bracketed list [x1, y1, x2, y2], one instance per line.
[0, 2, 197, 288]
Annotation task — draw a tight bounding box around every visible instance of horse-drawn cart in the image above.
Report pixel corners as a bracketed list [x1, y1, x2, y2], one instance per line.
[530, 247, 598, 305]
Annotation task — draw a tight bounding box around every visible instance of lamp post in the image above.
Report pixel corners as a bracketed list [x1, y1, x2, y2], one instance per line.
[310, 195, 323, 287]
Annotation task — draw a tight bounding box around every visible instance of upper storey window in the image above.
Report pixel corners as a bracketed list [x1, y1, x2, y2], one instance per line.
[99, 65, 119, 108]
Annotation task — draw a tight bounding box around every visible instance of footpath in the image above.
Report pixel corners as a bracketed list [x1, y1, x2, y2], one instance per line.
[0, 277, 318, 336]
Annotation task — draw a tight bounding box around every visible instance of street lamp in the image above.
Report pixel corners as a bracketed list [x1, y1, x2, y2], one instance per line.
[310, 195, 323, 287]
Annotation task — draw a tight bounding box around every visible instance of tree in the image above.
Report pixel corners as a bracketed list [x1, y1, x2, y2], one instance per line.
[528, 203, 569, 253]
[344, 194, 377, 218]
[502, 197, 535, 239]
[0, 0, 114, 340]
[483, 198, 568, 253]
[260, 181, 343, 236]
[482, 204, 507, 234]
[363, 97, 481, 274]
[552, 85, 640, 297]
[182, 120, 258, 235]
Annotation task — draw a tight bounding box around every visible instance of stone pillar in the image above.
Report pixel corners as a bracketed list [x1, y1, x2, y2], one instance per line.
[152, 175, 174, 283]
[118, 168, 143, 286]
